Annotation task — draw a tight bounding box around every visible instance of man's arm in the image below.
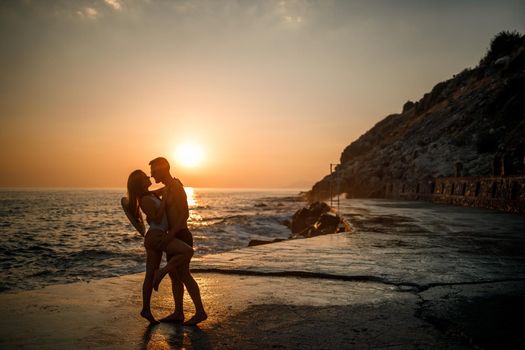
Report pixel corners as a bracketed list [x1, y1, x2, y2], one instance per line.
[150, 187, 165, 197]
[164, 182, 189, 236]
[157, 182, 189, 248]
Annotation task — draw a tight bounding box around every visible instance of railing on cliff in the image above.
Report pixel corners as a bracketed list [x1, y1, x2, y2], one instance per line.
[386, 176, 525, 213]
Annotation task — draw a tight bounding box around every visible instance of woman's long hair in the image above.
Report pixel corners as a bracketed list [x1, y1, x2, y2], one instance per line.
[126, 170, 147, 227]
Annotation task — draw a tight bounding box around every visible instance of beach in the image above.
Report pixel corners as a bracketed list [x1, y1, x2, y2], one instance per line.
[2, 199, 525, 349]
[1, 244, 524, 349]
[7, 271, 524, 349]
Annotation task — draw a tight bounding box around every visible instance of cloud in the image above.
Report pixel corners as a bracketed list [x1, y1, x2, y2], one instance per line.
[104, 0, 122, 11]
[283, 15, 303, 24]
[77, 7, 98, 19]
[276, 0, 307, 27]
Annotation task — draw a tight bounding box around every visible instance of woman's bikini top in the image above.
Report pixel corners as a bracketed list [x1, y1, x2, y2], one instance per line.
[147, 194, 169, 232]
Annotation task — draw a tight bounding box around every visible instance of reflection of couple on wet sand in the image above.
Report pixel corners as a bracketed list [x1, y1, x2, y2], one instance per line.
[126, 157, 207, 326]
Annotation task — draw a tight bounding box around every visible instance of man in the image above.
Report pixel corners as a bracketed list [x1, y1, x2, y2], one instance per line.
[149, 157, 207, 326]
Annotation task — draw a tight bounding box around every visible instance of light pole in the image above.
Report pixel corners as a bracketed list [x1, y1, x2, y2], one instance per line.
[330, 163, 340, 211]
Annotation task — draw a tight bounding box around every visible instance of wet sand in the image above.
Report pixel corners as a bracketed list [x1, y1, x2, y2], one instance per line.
[1, 272, 524, 349]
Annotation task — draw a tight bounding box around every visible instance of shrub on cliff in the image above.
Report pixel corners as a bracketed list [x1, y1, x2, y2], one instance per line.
[402, 100, 415, 113]
[480, 31, 524, 66]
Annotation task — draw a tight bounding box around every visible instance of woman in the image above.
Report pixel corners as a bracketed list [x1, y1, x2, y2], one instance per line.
[126, 170, 194, 324]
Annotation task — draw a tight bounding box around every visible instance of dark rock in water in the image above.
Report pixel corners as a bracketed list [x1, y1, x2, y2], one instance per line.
[290, 202, 346, 239]
[309, 201, 331, 217]
[316, 212, 341, 234]
[291, 202, 331, 234]
[248, 239, 286, 247]
[247, 202, 349, 248]
[291, 208, 314, 233]
[282, 219, 292, 228]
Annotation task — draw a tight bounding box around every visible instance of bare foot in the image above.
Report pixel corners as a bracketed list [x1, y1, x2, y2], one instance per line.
[140, 309, 159, 325]
[183, 312, 207, 326]
[160, 312, 185, 323]
[153, 269, 164, 292]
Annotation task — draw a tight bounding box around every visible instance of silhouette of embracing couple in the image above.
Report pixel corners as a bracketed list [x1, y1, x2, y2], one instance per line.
[126, 157, 207, 325]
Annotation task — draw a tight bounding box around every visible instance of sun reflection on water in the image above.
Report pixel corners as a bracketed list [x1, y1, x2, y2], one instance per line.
[185, 187, 204, 227]
[184, 187, 196, 207]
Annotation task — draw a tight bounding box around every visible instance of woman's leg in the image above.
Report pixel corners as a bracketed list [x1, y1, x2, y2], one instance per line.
[176, 263, 207, 326]
[141, 229, 164, 323]
[153, 238, 193, 291]
[141, 247, 162, 324]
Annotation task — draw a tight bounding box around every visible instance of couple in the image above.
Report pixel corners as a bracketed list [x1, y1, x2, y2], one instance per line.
[126, 157, 207, 326]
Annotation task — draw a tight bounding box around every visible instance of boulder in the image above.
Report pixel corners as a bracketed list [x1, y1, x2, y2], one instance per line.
[290, 203, 344, 239]
[494, 56, 511, 66]
[312, 212, 341, 236]
[290, 202, 330, 234]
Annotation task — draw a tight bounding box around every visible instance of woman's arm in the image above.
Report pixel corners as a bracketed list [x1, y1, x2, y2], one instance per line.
[150, 187, 165, 197]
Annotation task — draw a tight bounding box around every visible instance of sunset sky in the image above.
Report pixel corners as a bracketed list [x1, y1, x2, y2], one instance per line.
[1, 0, 524, 189]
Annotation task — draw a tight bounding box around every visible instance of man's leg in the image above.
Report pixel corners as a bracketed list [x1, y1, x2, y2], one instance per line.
[159, 254, 185, 323]
[177, 263, 207, 326]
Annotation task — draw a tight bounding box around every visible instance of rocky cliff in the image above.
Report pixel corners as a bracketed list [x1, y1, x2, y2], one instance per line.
[308, 31, 525, 201]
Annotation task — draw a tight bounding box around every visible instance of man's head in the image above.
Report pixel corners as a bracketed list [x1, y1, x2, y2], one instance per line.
[149, 157, 171, 184]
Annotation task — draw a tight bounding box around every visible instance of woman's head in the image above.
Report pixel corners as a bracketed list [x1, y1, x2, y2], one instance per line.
[127, 170, 151, 197]
[126, 170, 151, 224]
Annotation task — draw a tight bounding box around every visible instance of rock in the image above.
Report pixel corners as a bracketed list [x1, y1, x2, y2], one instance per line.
[314, 212, 341, 235]
[494, 56, 511, 66]
[248, 239, 285, 247]
[308, 201, 331, 217]
[291, 202, 330, 234]
[251, 202, 349, 247]
[282, 219, 292, 228]
[291, 208, 314, 234]
[289, 204, 343, 239]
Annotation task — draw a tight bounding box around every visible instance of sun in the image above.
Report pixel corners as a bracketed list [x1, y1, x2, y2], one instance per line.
[174, 143, 204, 168]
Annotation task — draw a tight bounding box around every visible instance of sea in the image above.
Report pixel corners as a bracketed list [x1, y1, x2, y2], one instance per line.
[0, 188, 306, 293]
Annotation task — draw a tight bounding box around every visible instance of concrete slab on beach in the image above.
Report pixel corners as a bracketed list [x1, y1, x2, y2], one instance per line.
[4, 271, 524, 349]
[2, 244, 525, 348]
